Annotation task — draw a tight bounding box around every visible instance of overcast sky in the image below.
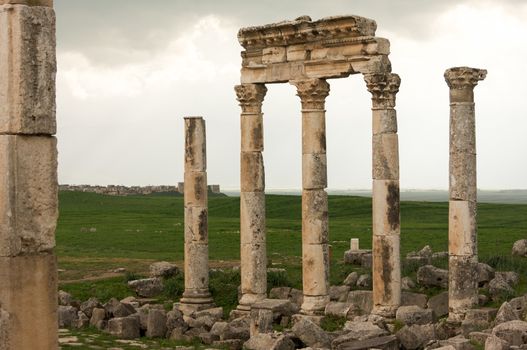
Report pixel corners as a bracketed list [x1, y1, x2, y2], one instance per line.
[55, 0, 527, 190]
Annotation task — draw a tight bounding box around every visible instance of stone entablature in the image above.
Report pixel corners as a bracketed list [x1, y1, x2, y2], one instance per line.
[59, 184, 221, 196]
[238, 15, 391, 84]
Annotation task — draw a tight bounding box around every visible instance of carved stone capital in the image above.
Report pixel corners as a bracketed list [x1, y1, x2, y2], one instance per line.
[364, 73, 400, 108]
[444, 67, 487, 90]
[235, 84, 267, 114]
[291, 79, 330, 110]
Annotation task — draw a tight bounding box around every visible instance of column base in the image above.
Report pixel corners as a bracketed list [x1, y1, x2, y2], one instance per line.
[372, 304, 398, 318]
[237, 293, 266, 311]
[300, 295, 330, 316]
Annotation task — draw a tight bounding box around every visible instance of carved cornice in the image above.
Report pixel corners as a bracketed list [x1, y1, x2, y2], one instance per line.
[291, 79, 330, 110]
[238, 15, 376, 50]
[235, 84, 267, 113]
[364, 73, 400, 108]
[444, 67, 487, 90]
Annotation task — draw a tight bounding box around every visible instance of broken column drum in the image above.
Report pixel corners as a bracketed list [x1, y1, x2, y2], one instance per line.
[236, 15, 402, 316]
[444, 67, 487, 322]
[0, 1, 58, 349]
[181, 117, 214, 308]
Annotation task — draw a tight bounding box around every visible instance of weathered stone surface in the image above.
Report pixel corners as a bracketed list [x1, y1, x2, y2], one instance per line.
[58, 290, 73, 306]
[343, 272, 359, 286]
[241, 152, 265, 192]
[324, 301, 352, 318]
[347, 290, 373, 314]
[302, 153, 327, 189]
[491, 320, 527, 346]
[495, 301, 519, 325]
[344, 249, 371, 265]
[372, 109, 397, 135]
[448, 201, 477, 256]
[341, 320, 388, 340]
[149, 261, 179, 278]
[252, 298, 297, 317]
[357, 274, 372, 288]
[107, 316, 140, 339]
[240, 114, 264, 152]
[428, 292, 449, 319]
[449, 255, 479, 320]
[0, 253, 57, 349]
[372, 133, 399, 180]
[302, 189, 328, 244]
[184, 171, 207, 207]
[372, 234, 400, 315]
[0, 306, 10, 348]
[401, 292, 428, 309]
[0, 136, 58, 257]
[104, 298, 135, 318]
[329, 285, 351, 302]
[302, 243, 329, 297]
[80, 298, 102, 319]
[333, 334, 398, 350]
[508, 295, 527, 319]
[58, 305, 78, 327]
[0, 0, 53, 6]
[184, 117, 206, 171]
[240, 191, 265, 244]
[401, 276, 416, 290]
[496, 271, 520, 287]
[396, 324, 437, 350]
[128, 278, 164, 298]
[372, 179, 400, 236]
[243, 333, 295, 350]
[240, 242, 267, 297]
[439, 335, 473, 349]
[250, 308, 273, 335]
[417, 265, 448, 288]
[146, 308, 167, 338]
[89, 308, 106, 328]
[485, 334, 510, 350]
[488, 275, 514, 299]
[292, 316, 332, 348]
[224, 316, 251, 341]
[0, 4, 56, 134]
[512, 239, 527, 257]
[302, 110, 326, 154]
[396, 305, 433, 325]
[476, 262, 495, 287]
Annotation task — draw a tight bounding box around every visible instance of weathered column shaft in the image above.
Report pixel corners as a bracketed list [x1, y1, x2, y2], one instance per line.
[292, 79, 330, 315]
[235, 84, 268, 311]
[365, 73, 401, 317]
[0, 2, 58, 349]
[445, 67, 486, 322]
[181, 117, 213, 307]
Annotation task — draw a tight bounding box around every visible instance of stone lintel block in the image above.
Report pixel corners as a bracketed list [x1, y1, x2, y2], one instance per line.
[241, 114, 264, 152]
[372, 179, 400, 236]
[302, 189, 328, 244]
[240, 191, 265, 244]
[372, 133, 399, 180]
[302, 243, 330, 296]
[240, 242, 267, 295]
[302, 111, 326, 154]
[184, 171, 207, 207]
[449, 255, 478, 313]
[302, 153, 327, 190]
[0, 253, 57, 349]
[372, 234, 401, 309]
[261, 46, 286, 64]
[448, 201, 477, 256]
[0, 135, 57, 257]
[241, 152, 265, 192]
[184, 117, 206, 172]
[450, 103, 476, 154]
[184, 206, 208, 243]
[0, 4, 56, 134]
[449, 152, 476, 201]
[184, 242, 209, 291]
[0, 1, 53, 6]
[372, 108, 397, 135]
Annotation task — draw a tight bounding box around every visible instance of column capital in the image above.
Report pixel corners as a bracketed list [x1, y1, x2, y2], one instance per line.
[291, 79, 330, 110]
[364, 73, 400, 108]
[235, 84, 267, 114]
[444, 67, 487, 90]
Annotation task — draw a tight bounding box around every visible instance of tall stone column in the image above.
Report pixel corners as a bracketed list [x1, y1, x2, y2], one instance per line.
[292, 79, 330, 315]
[181, 117, 214, 310]
[235, 84, 268, 312]
[364, 73, 401, 317]
[444, 67, 486, 322]
[0, 1, 58, 349]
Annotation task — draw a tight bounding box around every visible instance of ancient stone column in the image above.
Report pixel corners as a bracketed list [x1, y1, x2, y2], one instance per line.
[291, 79, 330, 315]
[235, 84, 268, 312]
[0, 1, 58, 349]
[444, 67, 486, 322]
[181, 117, 214, 310]
[364, 73, 401, 317]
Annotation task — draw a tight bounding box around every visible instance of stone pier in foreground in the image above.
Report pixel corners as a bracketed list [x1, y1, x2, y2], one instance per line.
[180, 117, 214, 311]
[444, 66, 487, 322]
[0, 0, 58, 349]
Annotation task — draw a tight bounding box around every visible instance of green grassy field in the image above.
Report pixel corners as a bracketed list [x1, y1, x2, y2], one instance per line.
[57, 191, 527, 310]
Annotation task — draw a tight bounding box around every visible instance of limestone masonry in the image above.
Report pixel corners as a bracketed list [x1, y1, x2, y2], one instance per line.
[59, 183, 222, 196]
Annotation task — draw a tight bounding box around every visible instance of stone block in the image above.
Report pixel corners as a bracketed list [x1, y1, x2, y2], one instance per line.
[146, 308, 167, 338]
[184, 171, 207, 207]
[324, 301, 352, 318]
[401, 292, 428, 309]
[302, 153, 327, 189]
[491, 320, 527, 346]
[184, 242, 209, 290]
[333, 334, 398, 350]
[240, 152, 265, 192]
[329, 285, 351, 302]
[302, 111, 326, 154]
[347, 290, 373, 314]
[240, 191, 265, 244]
[372, 179, 400, 236]
[417, 264, 448, 289]
[0, 253, 57, 349]
[261, 46, 286, 64]
[302, 189, 328, 244]
[428, 291, 449, 319]
[372, 234, 401, 312]
[396, 305, 433, 325]
[0, 135, 58, 257]
[184, 206, 208, 243]
[241, 114, 263, 152]
[372, 108, 397, 135]
[449, 152, 477, 201]
[127, 278, 163, 298]
[450, 103, 476, 154]
[184, 117, 206, 171]
[302, 243, 329, 296]
[449, 201, 477, 256]
[449, 255, 478, 316]
[372, 133, 399, 180]
[291, 316, 332, 348]
[243, 333, 295, 350]
[240, 242, 267, 295]
[107, 316, 140, 339]
[249, 308, 273, 336]
[0, 4, 56, 134]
